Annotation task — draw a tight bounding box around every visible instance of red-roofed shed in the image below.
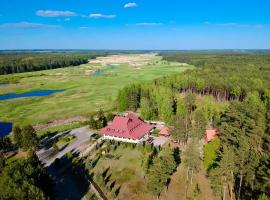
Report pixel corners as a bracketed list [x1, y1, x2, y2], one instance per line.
[99, 113, 154, 143]
[160, 126, 170, 137]
[204, 129, 218, 142]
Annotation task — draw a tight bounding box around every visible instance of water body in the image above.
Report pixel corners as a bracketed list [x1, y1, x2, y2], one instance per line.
[92, 69, 101, 76]
[0, 122, 12, 138]
[0, 90, 64, 101]
[0, 83, 9, 86]
[92, 65, 116, 76]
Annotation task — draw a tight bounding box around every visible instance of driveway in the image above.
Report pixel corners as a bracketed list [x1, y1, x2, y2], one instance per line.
[37, 126, 94, 167]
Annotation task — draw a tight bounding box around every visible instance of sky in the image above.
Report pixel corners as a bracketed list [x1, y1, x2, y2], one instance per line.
[0, 0, 270, 50]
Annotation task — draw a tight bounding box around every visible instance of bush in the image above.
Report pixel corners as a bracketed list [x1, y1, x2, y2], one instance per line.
[66, 152, 73, 159]
[72, 157, 79, 166]
[151, 129, 159, 136]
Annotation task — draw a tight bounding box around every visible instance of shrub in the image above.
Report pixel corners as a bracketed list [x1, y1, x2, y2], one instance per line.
[66, 152, 73, 159]
[151, 129, 159, 136]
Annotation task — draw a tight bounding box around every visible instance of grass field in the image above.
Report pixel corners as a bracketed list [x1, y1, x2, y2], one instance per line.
[88, 143, 155, 200]
[0, 54, 193, 125]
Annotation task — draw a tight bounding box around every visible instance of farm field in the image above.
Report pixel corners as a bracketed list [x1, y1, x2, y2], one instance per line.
[0, 54, 193, 125]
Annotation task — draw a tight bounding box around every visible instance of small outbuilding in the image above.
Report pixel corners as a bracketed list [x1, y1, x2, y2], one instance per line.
[160, 126, 170, 137]
[204, 129, 218, 142]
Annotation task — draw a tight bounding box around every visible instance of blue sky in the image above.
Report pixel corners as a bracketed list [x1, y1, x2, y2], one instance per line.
[0, 0, 269, 49]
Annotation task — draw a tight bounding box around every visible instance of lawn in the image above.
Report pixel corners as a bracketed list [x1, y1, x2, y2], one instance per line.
[55, 135, 76, 149]
[0, 54, 193, 125]
[87, 142, 155, 200]
[203, 138, 221, 171]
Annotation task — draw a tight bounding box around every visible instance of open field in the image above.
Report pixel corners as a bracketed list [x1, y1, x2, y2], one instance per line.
[0, 54, 193, 125]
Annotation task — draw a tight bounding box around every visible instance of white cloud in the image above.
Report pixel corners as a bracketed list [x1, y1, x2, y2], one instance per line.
[80, 26, 91, 29]
[89, 13, 116, 19]
[0, 22, 61, 29]
[204, 21, 265, 28]
[255, 24, 265, 28]
[124, 2, 137, 8]
[135, 22, 163, 26]
[36, 10, 77, 17]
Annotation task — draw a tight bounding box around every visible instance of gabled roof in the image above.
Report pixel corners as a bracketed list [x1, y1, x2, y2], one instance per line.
[160, 126, 170, 136]
[205, 129, 218, 142]
[100, 113, 153, 140]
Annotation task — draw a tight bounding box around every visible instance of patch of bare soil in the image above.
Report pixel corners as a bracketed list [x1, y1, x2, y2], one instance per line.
[90, 53, 158, 67]
[33, 116, 87, 131]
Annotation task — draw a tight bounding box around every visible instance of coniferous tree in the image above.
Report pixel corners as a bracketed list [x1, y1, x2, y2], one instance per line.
[140, 97, 155, 120]
[183, 139, 201, 200]
[192, 109, 208, 139]
[21, 125, 38, 151]
[12, 126, 22, 147]
[147, 147, 177, 199]
[171, 115, 188, 145]
[210, 145, 235, 200]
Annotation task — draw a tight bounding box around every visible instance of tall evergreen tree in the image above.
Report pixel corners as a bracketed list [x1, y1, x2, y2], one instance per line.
[21, 125, 38, 151]
[12, 126, 22, 147]
[210, 145, 235, 200]
[171, 115, 189, 144]
[140, 97, 155, 120]
[192, 109, 208, 139]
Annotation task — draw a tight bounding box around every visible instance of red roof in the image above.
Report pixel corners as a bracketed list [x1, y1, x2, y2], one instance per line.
[160, 126, 170, 136]
[205, 129, 218, 142]
[99, 113, 154, 140]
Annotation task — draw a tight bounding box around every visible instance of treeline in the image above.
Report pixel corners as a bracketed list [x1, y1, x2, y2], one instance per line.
[0, 53, 94, 74]
[209, 92, 270, 199]
[0, 151, 52, 200]
[117, 52, 270, 124]
[0, 124, 52, 199]
[160, 52, 270, 101]
[116, 52, 270, 199]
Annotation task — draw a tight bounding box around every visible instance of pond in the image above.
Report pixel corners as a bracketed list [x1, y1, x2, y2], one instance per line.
[92, 65, 116, 76]
[0, 122, 13, 138]
[0, 89, 65, 101]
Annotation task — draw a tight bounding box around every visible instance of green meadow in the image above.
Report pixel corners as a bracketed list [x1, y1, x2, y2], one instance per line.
[0, 55, 193, 125]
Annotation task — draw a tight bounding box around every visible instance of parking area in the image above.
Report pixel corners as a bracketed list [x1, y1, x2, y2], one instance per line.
[37, 126, 93, 167]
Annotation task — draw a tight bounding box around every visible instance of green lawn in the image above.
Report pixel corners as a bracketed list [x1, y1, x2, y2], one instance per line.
[0, 55, 193, 125]
[203, 138, 221, 171]
[88, 143, 155, 200]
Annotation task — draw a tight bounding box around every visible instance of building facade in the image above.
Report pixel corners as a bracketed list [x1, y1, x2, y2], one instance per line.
[99, 113, 154, 143]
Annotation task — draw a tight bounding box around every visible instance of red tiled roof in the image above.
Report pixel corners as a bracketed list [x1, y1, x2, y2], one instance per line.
[160, 126, 170, 136]
[205, 129, 218, 142]
[99, 113, 154, 140]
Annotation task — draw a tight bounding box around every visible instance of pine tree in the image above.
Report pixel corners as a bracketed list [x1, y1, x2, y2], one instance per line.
[21, 125, 38, 151]
[210, 145, 235, 200]
[12, 126, 22, 147]
[183, 139, 201, 200]
[171, 115, 188, 144]
[147, 147, 177, 199]
[140, 97, 155, 120]
[192, 109, 208, 139]
[176, 96, 185, 115]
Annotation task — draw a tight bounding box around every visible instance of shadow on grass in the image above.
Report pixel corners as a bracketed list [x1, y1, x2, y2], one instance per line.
[46, 151, 90, 200]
